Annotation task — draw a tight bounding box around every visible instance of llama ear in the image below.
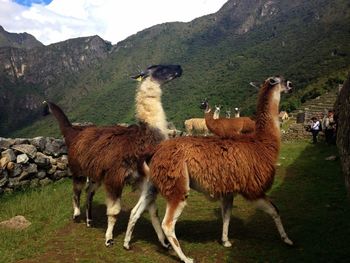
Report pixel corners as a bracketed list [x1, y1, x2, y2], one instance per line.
[131, 74, 144, 82]
[268, 77, 281, 86]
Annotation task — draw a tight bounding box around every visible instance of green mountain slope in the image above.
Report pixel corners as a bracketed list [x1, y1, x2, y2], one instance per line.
[6, 0, 350, 137]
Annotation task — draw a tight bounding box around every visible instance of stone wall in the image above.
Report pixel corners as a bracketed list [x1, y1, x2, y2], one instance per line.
[0, 137, 70, 195]
[334, 74, 350, 196]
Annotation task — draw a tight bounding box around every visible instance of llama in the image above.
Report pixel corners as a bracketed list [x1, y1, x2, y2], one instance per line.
[200, 99, 255, 137]
[234, 107, 240, 118]
[45, 64, 182, 247]
[184, 118, 209, 136]
[124, 76, 293, 263]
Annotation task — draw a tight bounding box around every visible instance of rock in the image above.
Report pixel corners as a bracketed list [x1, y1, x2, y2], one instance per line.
[52, 170, 67, 180]
[12, 144, 37, 159]
[0, 138, 15, 149]
[44, 139, 65, 156]
[39, 178, 52, 186]
[49, 156, 57, 165]
[0, 173, 8, 187]
[0, 215, 31, 230]
[34, 152, 51, 167]
[47, 165, 57, 175]
[11, 164, 22, 177]
[17, 154, 29, 164]
[30, 137, 46, 151]
[0, 156, 10, 168]
[56, 162, 67, 170]
[1, 149, 16, 162]
[37, 170, 47, 179]
[7, 178, 19, 189]
[6, 161, 15, 171]
[13, 138, 30, 145]
[30, 178, 40, 188]
[18, 170, 29, 181]
[18, 180, 31, 189]
[25, 163, 38, 174]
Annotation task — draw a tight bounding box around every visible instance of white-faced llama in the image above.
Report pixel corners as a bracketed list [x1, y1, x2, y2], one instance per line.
[44, 64, 182, 247]
[124, 76, 293, 263]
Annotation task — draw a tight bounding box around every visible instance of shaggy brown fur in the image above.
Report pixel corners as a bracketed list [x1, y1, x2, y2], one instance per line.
[46, 64, 182, 247]
[126, 77, 293, 263]
[200, 99, 255, 137]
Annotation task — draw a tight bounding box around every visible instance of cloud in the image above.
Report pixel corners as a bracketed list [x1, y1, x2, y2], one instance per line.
[0, 0, 227, 45]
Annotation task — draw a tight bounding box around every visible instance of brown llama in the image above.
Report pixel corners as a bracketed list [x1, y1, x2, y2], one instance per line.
[45, 64, 182, 247]
[124, 76, 293, 263]
[200, 98, 255, 137]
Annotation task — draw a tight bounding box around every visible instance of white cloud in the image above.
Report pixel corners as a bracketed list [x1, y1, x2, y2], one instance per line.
[0, 0, 227, 45]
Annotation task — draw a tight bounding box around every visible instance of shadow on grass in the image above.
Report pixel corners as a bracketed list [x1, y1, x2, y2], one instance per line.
[225, 142, 350, 262]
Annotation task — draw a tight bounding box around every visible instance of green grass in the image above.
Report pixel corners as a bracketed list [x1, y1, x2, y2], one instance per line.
[0, 141, 349, 262]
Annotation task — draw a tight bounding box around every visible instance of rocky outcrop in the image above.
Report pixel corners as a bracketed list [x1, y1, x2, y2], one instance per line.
[0, 28, 113, 135]
[0, 137, 70, 195]
[334, 74, 350, 196]
[0, 25, 43, 49]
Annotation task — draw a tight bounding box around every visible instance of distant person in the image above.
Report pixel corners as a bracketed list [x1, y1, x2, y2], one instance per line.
[310, 117, 321, 144]
[322, 110, 336, 144]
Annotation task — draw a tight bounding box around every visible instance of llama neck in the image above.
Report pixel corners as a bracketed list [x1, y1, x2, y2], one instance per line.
[135, 78, 168, 138]
[255, 87, 281, 143]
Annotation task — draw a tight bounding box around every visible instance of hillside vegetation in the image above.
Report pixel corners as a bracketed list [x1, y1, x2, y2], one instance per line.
[2, 0, 350, 137]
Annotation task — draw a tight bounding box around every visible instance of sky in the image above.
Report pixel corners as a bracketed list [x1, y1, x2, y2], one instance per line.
[0, 0, 228, 45]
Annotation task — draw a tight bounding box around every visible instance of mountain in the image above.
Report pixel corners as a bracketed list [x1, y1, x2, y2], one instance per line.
[0, 26, 43, 49]
[1, 0, 350, 137]
[0, 35, 112, 134]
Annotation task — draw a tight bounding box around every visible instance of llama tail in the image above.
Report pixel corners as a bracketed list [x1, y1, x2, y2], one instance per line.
[137, 146, 157, 179]
[43, 101, 72, 136]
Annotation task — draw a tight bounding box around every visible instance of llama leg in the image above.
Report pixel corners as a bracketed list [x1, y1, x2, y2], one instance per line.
[148, 200, 169, 249]
[85, 179, 100, 227]
[221, 194, 234, 247]
[124, 182, 167, 250]
[255, 198, 293, 245]
[162, 200, 193, 263]
[105, 195, 121, 247]
[72, 176, 85, 221]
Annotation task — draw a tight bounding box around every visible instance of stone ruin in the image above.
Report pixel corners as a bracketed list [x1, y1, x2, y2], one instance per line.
[0, 136, 70, 195]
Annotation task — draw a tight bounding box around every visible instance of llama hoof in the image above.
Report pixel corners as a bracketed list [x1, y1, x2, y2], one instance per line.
[123, 243, 130, 250]
[222, 240, 232, 248]
[184, 257, 194, 263]
[162, 241, 171, 250]
[86, 219, 92, 227]
[72, 215, 80, 222]
[105, 239, 114, 247]
[283, 237, 294, 246]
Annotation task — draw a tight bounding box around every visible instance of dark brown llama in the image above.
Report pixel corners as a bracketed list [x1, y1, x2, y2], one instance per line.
[124, 77, 293, 263]
[45, 64, 182, 247]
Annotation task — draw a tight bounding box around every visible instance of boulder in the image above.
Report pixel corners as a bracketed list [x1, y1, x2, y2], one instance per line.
[12, 144, 37, 159]
[0, 156, 10, 168]
[17, 154, 29, 164]
[30, 137, 46, 151]
[0, 215, 31, 230]
[37, 170, 47, 179]
[34, 152, 51, 167]
[0, 173, 8, 187]
[0, 138, 15, 149]
[1, 149, 16, 162]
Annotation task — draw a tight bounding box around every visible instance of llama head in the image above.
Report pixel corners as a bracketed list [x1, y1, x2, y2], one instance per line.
[266, 76, 293, 94]
[131, 64, 182, 85]
[199, 98, 209, 112]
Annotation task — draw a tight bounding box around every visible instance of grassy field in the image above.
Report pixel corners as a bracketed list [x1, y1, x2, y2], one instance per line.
[0, 141, 349, 263]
